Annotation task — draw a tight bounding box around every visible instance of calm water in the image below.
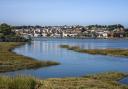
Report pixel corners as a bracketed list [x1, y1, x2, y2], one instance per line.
[0, 38, 128, 82]
[119, 77, 128, 85]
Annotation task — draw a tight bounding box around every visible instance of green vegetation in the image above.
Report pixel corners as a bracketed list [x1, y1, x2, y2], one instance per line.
[0, 23, 11, 35]
[39, 72, 128, 89]
[0, 23, 28, 42]
[0, 72, 127, 89]
[0, 42, 59, 72]
[60, 45, 128, 57]
[0, 76, 36, 89]
[86, 24, 124, 31]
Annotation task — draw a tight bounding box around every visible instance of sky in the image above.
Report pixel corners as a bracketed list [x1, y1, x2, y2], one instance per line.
[0, 0, 128, 26]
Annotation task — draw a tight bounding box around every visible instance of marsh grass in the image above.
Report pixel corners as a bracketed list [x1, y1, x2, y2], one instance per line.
[0, 42, 59, 72]
[0, 76, 36, 89]
[40, 72, 128, 89]
[60, 45, 128, 57]
[0, 72, 127, 89]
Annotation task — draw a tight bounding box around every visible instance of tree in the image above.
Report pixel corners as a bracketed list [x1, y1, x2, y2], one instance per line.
[0, 23, 11, 35]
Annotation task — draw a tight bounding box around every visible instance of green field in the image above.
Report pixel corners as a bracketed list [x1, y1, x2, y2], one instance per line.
[0, 42, 59, 72]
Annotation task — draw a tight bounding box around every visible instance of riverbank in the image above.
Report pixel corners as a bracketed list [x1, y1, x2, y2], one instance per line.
[60, 45, 128, 57]
[32, 37, 128, 40]
[0, 72, 127, 89]
[0, 42, 59, 72]
[40, 72, 128, 89]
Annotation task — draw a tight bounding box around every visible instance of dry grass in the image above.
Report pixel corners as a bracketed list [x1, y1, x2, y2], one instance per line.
[39, 72, 128, 89]
[0, 72, 127, 89]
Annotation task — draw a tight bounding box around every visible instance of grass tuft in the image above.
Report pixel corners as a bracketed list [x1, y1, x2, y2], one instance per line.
[0, 76, 36, 89]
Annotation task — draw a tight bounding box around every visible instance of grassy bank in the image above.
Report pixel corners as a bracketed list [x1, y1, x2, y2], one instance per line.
[0, 42, 59, 72]
[0, 72, 127, 89]
[40, 72, 128, 89]
[60, 45, 128, 57]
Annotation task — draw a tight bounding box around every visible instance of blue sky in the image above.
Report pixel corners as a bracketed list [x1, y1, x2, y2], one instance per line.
[0, 0, 128, 26]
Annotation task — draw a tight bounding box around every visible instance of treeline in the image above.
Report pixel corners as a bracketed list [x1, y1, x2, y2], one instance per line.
[86, 24, 125, 30]
[12, 25, 42, 29]
[12, 24, 126, 31]
[0, 23, 29, 42]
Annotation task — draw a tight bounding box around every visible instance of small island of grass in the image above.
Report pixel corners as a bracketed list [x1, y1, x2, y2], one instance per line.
[60, 45, 128, 57]
[0, 42, 59, 72]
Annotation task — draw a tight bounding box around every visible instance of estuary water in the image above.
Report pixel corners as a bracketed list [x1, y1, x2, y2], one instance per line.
[0, 38, 128, 83]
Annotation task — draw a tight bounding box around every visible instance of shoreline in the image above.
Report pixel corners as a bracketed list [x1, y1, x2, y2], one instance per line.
[32, 37, 128, 40]
[0, 42, 60, 73]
